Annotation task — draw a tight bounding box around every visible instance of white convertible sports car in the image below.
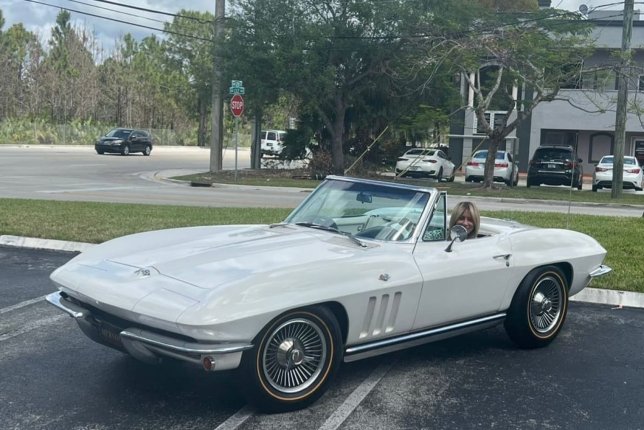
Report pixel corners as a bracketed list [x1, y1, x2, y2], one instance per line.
[47, 176, 611, 412]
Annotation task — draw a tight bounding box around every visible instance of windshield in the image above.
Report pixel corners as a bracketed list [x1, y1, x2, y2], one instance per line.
[106, 128, 131, 139]
[285, 178, 432, 242]
[601, 156, 636, 165]
[473, 150, 505, 160]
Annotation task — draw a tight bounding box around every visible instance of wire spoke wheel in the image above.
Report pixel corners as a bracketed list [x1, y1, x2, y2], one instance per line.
[262, 318, 327, 394]
[529, 276, 564, 333]
[505, 266, 569, 349]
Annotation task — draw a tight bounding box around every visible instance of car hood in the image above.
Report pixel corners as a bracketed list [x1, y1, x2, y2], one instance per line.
[50, 224, 386, 311]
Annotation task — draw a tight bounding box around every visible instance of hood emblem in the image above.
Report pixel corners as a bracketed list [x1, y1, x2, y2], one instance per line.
[379, 273, 390, 282]
[134, 268, 151, 277]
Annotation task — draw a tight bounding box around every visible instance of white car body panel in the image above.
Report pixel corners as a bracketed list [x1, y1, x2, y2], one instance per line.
[48, 176, 610, 373]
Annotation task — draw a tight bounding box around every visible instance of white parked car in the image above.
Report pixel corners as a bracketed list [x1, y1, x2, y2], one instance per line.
[592, 155, 643, 192]
[395, 148, 455, 181]
[47, 176, 611, 412]
[465, 150, 519, 186]
[260, 129, 287, 157]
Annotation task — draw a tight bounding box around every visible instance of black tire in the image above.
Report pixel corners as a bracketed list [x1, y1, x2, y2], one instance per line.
[241, 306, 343, 413]
[143, 145, 152, 156]
[435, 168, 443, 182]
[96, 150, 104, 155]
[121, 145, 130, 156]
[577, 180, 583, 190]
[465, 176, 472, 183]
[592, 184, 598, 192]
[504, 266, 569, 349]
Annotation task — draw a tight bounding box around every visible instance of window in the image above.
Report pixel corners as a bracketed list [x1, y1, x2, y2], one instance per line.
[639, 75, 644, 92]
[475, 111, 507, 134]
[582, 69, 616, 91]
[423, 193, 446, 242]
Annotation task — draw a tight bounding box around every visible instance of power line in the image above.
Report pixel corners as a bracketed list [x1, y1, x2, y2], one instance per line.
[83, 0, 215, 24]
[24, 0, 214, 43]
[64, 0, 167, 24]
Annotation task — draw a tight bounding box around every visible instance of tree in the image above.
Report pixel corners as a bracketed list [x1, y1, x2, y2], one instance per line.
[164, 11, 216, 146]
[431, 2, 592, 188]
[230, 0, 428, 174]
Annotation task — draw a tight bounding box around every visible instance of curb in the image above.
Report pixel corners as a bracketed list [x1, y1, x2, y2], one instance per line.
[1, 235, 642, 310]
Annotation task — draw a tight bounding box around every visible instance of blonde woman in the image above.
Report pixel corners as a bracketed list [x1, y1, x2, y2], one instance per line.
[449, 201, 480, 239]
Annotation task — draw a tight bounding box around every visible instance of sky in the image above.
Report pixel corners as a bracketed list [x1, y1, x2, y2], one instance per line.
[0, 0, 214, 54]
[0, 0, 615, 55]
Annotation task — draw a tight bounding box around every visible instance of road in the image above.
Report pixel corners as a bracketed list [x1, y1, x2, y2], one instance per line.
[0, 145, 642, 215]
[1, 246, 643, 430]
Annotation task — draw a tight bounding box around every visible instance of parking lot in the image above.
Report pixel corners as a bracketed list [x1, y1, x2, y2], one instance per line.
[2, 246, 643, 430]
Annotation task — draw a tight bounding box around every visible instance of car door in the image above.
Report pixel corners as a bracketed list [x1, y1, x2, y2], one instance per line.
[129, 131, 141, 151]
[412, 202, 513, 329]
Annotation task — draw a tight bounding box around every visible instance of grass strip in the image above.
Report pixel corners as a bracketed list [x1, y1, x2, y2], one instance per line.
[0, 198, 639, 292]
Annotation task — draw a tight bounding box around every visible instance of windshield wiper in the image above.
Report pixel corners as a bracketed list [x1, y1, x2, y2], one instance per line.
[294, 222, 367, 248]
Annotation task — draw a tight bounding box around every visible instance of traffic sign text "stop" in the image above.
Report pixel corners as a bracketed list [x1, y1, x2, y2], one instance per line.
[230, 94, 244, 118]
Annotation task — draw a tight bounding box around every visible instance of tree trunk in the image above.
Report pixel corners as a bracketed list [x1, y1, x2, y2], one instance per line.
[330, 94, 346, 175]
[198, 97, 207, 147]
[481, 137, 501, 188]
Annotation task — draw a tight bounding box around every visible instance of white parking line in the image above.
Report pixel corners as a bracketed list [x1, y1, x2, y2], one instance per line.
[318, 361, 394, 430]
[0, 314, 67, 342]
[213, 406, 254, 430]
[0, 295, 47, 314]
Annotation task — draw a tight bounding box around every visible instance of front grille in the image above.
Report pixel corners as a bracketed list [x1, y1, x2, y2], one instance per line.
[63, 293, 197, 344]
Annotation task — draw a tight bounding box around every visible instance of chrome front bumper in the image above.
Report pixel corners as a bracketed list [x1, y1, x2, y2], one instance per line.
[46, 291, 252, 371]
[589, 264, 612, 278]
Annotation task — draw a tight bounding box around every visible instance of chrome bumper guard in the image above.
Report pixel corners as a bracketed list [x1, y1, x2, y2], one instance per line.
[589, 265, 612, 278]
[46, 292, 252, 371]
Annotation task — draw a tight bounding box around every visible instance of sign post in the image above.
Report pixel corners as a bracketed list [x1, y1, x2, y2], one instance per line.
[229, 81, 245, 180]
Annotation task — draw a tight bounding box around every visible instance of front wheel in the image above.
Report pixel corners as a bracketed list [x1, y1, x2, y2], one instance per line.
[504, 266, 568, 349]
[241, 306, 343, 413]
[121, 145, 130, 156]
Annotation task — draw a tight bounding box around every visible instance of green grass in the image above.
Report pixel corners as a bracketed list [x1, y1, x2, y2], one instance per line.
[178, 171, 644, 205]
[1, 198, 640, 293]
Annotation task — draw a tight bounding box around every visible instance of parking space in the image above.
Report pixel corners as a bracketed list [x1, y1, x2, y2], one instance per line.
[2, 246, 643, 430]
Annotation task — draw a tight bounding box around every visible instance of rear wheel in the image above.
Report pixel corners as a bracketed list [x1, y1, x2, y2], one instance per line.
[435, 168, 443, 182]
[143, 145, 152, 156]
[241, 306, 343, 413]
[592, 184, 598, 192]
[505, 266, 568, 349]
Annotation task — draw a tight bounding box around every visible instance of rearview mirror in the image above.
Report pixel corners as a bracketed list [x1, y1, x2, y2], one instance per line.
[356, 192, 372, 204]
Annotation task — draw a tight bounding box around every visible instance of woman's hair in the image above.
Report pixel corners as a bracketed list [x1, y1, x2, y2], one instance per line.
[449, 201, 480, 239]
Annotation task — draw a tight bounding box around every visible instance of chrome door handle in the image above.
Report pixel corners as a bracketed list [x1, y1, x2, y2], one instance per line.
[493, 254, 511, 266]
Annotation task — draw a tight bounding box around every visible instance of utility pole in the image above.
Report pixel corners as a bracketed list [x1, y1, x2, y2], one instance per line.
[613, 0, 634, 198]
[210, 0, 225, 172]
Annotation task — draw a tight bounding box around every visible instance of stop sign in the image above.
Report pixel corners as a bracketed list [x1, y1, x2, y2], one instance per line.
[230, 94, 244, 117]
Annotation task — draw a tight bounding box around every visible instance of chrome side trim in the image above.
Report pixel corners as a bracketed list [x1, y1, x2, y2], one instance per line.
[46, 292, 87, 318]
[344, 312, 506, 362]
[120, 328, 253, 355]
[589, 265, 612, 278]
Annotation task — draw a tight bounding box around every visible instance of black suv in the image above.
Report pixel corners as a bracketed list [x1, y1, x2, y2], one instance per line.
[95, 128, 153, 156]
[527, 145, 583, 190]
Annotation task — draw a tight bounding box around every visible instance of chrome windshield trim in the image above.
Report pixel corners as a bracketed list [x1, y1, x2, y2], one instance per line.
[345, 312, 506, 356]
[46, 292, 87, 319]
[120, 328, 253, 355]
[589, 265, 612, 278]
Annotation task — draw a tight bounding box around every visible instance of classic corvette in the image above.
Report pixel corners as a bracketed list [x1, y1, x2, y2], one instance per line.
[47, 176, 611, 412]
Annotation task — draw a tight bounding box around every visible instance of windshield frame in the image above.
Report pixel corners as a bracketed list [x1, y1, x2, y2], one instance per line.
[285, 176, 436, 243]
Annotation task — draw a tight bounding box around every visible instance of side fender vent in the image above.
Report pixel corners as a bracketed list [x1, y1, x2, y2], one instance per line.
[359, 292, 402, 339]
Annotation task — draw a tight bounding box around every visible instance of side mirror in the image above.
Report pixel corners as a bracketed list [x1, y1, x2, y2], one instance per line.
[445, 225, 467, 252]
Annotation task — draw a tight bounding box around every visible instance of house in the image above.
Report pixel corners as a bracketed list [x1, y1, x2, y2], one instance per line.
[450, 10, 644, 174]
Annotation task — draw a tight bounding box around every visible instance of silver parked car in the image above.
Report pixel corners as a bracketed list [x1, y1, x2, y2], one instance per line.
[465, 150, 519, 186]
